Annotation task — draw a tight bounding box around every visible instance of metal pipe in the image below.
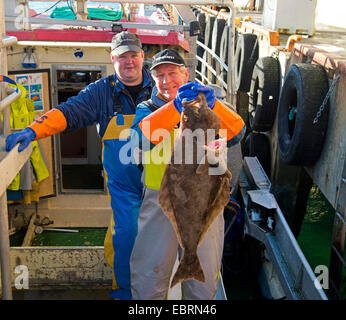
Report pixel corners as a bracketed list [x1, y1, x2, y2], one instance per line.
[196, 56, 227, 89]
[196, 40, 228, 71]
[0, 193, 12, 300]
[193, 1, 235, 103]
[17, 40, 112, 48]
[5, 16, 187, 32]
[45, 228, 79, 233]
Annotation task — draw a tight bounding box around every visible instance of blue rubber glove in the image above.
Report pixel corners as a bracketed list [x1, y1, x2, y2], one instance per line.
[173, 82, 217, 113]
[173, 82, 196, 113]
[5, 127, 36, 152]
[190, 82, 216, 109]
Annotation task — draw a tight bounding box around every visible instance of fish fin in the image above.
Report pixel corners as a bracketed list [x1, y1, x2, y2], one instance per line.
[158, 168, 174, 217]
[171, 252, 205, 288]
[225, 168, 232, 179]
[198, 177, 230, 245]
[159, 171, 184, 247]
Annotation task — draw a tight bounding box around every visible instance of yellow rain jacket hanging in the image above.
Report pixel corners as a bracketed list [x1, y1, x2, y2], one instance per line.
[7, 82, 49, 200]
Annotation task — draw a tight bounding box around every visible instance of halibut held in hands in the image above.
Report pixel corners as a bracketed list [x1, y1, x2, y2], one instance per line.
[158, 93, 232, 288]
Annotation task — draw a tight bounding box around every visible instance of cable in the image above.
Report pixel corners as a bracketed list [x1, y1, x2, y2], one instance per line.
[67, 0, 76, 16]
[31, 0, 62, 17]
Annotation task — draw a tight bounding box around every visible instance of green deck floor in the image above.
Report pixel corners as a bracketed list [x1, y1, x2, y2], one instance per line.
[297, 186, 345, 299]
[31, 228, 107, 246]
[10, 228, 107, 247]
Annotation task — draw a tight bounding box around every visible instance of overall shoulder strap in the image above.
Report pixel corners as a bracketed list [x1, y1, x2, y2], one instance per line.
[141, 99, 159, 113]
[108, 74, 123, 114]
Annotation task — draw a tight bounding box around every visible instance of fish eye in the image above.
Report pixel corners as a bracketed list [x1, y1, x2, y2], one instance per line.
[183, 115, 189, 122]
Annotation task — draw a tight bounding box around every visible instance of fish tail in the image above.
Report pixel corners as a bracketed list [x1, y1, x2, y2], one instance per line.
[170, 252, 205, 288]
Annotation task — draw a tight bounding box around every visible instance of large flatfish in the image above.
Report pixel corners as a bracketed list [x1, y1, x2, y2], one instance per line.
[158, 92, 232, 288]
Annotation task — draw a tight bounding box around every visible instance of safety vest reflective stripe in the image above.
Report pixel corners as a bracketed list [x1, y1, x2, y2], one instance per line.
[144, 129, 178, 190]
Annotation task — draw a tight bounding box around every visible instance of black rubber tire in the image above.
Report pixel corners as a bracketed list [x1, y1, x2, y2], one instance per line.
[211, 18, 226, 83]
[235, 33, 259, 92]
[204, 15, 216, 49]
[220, 27, 238, 84]
[277, 63, 329, 166]
[249, 57, 281, 132]
[196, 12, 206, 81]
[196, 12, 206, 43]
[243, 132, 271, 177]
[212, 18, 226, 56]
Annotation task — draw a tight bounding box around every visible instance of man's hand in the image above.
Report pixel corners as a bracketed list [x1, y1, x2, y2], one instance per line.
[173, 82, 195, 113]
[173, 82, 216, 113]
[5, 127, 36, 152]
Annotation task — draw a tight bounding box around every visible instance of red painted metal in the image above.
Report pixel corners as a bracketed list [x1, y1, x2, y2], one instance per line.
[6, 29, 189, 51]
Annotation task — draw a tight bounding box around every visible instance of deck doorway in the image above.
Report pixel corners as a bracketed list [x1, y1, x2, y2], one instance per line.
[53, 65, 106, 193]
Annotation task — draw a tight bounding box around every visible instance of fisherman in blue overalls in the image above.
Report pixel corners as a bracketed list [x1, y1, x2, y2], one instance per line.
[6, 32, 154, 300]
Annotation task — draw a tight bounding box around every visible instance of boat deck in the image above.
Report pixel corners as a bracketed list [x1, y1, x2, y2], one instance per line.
[236, 10, 346, 59]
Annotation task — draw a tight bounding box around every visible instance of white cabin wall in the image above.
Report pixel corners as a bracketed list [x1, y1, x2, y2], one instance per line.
[7, 45, 114, 74]
[315, 0, 346, 29]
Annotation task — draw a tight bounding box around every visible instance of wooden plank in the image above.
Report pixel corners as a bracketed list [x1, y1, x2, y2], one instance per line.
[0, 137, 32, 196]
[22, 211, 37, 247]
[9, 247, 112, 286]
[0, 193, 12, 299]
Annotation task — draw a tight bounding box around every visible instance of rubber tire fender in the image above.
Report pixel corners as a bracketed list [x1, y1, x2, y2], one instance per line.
[277, 63, 329, 166]
[196, 12, 206, 43]
[220, 27, 238, 84]
[211, 18, 226, 56]
[211, 18, 226, 82]
[249, 56, 281, 132]
[235, 33, 259, 92]
[204, 15, 216, 49]
[196, 13, 206, 80]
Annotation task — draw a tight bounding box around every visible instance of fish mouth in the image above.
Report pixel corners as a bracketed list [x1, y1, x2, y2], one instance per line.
[204, 138, 226, 152]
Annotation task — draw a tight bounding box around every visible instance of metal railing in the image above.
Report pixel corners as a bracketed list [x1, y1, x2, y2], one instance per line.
[193, 4, 236, 103]
[196, 39, 228, 91]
